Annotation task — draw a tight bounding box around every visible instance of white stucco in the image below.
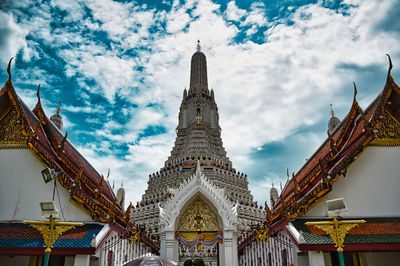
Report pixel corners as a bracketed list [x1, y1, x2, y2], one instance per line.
[0, 149, 92, 222]
[308, 251, 325, 266]
[0, 255, 31, 266]
[306, 146, 400, 217]
[73, 255, 90, 266]
[363, 251, 400, 265]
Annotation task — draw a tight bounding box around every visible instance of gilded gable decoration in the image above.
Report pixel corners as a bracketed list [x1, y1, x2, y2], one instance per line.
[0, 109, 26, 145]
[177, 196, 220, 232]
[370, 110, 400, 146]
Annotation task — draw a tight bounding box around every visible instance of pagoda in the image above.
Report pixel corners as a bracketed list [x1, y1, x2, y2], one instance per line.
[131, 42, 264, 265]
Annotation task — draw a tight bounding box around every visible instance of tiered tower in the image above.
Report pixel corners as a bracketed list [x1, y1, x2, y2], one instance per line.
[132, 42, 265, 235]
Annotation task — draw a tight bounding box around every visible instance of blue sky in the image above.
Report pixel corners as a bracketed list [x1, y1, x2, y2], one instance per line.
[1, 0, 399, 207]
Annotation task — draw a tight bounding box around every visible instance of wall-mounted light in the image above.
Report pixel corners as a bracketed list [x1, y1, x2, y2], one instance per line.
[41, 168, 58, 183]
[40, 201, 59, 218]
[326, 198, 347, 217]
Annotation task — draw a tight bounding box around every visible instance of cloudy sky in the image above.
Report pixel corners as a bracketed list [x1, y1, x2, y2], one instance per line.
[1, 0, 399, 207]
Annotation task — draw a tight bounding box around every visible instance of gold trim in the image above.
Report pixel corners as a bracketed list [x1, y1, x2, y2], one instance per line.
[177, 196, 220, 232]
[255, 225, 269, 242]
[0, 143, 29, 149]
[23, 217, 83, 253]
[371, 110, 400, 146]
[306, 218, 365, 252]
[369, 138, 400, 146]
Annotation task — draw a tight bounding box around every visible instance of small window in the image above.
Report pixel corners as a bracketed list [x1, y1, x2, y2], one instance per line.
[197, 108, 201, 116]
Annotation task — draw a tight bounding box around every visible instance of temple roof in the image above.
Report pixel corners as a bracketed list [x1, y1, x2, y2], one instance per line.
[0, 59, 133, 230]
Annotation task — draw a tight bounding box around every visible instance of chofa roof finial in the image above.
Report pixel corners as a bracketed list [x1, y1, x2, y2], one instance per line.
[196, 40, 201, 52]
[6, 57, 14, 89]
[386, 54, 393, 73]
[353, 81, 358, 102]
[7, 57, 13, 79]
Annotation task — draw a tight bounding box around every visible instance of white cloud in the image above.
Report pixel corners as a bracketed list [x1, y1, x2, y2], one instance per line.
[0, 10, 29, 63]
[241, 3, 267, 27]
[166, 7, 191, 33]
[225, 1, 247, 21]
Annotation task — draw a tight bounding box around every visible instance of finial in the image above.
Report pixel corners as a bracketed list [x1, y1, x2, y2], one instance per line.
[330, 104, 335, 117]
[271, 181, 274, 187]
[35, 84, 42, 110]
[353, 82, 358, 102]
[195, 159, 202, 176]
[37, 84, 41, 100]
[59, 131, 68, 152]
[56, 101, 61, 115]
[286, 168, 289, 179]
[386, 54, 393, 73]
[280, 181, 282, 191]
[121, 179, 124, 188]
[7, 57, 13, 80]
[196, 40, 201, 52]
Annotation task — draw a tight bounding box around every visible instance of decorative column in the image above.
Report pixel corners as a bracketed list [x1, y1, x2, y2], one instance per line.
[221, 230, 238, 266]
[23, 217, 83, 266]
[306, 218, 365, 266]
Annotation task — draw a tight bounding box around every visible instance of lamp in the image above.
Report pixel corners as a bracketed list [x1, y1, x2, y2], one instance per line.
[41, 168, 58, 183]
[326, 198, 347, 217]
[40, 201, 59, 218]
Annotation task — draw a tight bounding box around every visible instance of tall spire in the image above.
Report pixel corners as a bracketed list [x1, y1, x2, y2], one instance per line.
[189, 40, 208, 94]
[171, 44, 225, 164]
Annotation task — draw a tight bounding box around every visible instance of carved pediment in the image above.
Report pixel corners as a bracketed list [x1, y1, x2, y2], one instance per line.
[177, 196, 220, 232]
[370, 110, 400, 146]
[0, 109, 26, 145]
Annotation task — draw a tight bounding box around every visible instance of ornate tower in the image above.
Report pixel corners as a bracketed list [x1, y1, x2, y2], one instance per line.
[328, 104, 341, 134]
[50, 102, 63, 131]
[132, 42, 265, 235]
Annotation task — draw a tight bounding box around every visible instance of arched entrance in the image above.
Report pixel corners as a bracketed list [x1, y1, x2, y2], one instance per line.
[176, 195, 221, 265]
[159, 163, 238, 266]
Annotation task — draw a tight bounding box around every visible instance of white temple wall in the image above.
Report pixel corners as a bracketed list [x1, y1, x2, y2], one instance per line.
[0, 255, 31, 266]
[0, 149, 92, 222]
[363, 251, 400, 265]
[306, 146, 400, 217]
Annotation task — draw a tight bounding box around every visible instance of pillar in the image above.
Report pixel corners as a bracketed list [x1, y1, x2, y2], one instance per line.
[161, 230, 178, 263]
[308, 251, 326, 266]
[74, 255, 90, 266]
[221, 230, 238, 266]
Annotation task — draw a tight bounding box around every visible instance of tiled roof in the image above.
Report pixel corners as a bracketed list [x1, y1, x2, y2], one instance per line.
[0, 223, 103, 249]
[291, 217, 400, 245]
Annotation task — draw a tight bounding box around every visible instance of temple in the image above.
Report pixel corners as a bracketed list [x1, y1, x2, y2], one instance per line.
[132, 42, 265, 265]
